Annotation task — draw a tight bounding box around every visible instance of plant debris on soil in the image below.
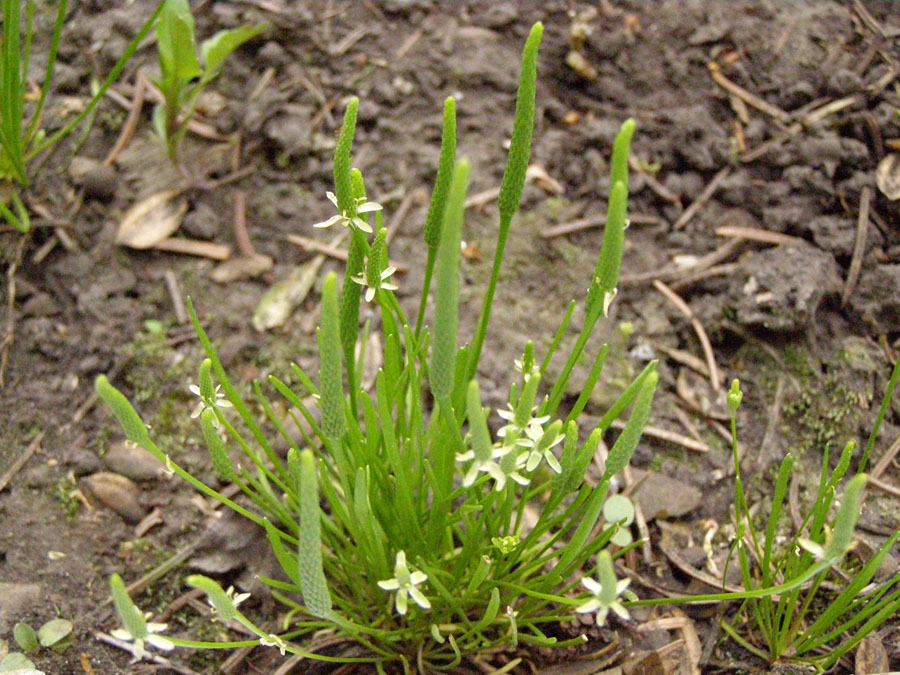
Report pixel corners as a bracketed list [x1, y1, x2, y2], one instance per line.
[2, 1, 900, 673]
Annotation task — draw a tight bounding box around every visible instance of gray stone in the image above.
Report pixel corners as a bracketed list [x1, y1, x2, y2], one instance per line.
[630, 470, 702, 520]
[731, 242, 841, 332]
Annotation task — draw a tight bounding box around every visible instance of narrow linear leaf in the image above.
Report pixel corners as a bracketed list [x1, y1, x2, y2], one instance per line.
[825, 473, 867, 560]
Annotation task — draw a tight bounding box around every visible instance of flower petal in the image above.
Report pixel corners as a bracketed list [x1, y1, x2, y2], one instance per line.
[395, 589, 409, 615]
[582, 577, 602, 595]
[351, 217, 373, 233]
[575, 598, 600, 614]
[148, 634, 175, 651]
[546, 452, 562, 473]
[326, 191, 339, 207]
[378, 579, 400, 590]
[409, 587, 432, 610]
[313, 214, 344, 229]
[357, 201, 382, 213]
[410, 571, 428, 585]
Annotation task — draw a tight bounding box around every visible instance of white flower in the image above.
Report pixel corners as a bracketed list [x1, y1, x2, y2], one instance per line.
[188, 383, 233, 419]
[496, 404, 549, 441]
[313, 191, 382, 233]
[456, 444, 508, 489]
[517, 422, 564, 473]
[377, 550, 431, 615]
[111, 612, 174, 661]
[352, 264, 398, 302]
[575, 552, 631, 625]
[260, 633, 287, 655]
[456, 444, 529, 492]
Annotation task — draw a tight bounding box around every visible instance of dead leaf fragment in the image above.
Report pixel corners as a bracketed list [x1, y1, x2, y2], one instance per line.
[211, 253, 274, 283]
[876, 154, 900, 200]
[116, 189, 187, 249]
[252, 254, 325, 331]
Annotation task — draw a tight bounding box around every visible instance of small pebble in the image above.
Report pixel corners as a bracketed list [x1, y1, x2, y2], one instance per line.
[81, 471, 145, 523]
[103, 440, 165, 482]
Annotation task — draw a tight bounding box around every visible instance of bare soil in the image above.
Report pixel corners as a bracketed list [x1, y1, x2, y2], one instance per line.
[2, 1, 900, 673]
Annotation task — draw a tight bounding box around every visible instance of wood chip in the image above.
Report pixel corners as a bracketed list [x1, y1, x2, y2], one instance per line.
[153, 237, 231, 260]
[715, 225, 801, 246]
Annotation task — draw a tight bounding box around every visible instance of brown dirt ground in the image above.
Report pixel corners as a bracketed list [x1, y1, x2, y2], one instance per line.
[2, 1, 900, 673]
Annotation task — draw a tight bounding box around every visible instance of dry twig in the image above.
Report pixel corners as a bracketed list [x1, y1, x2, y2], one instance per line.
[673, 167, 731, 230]
[104, 71, 147, 166]
[653, 280, 722, 392]
[716, 225, 801, 246]
[841, 186, 870, 307]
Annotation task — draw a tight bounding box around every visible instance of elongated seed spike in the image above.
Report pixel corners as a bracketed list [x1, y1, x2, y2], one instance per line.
[514, 372, 541, 428]
[339, 170, 368, 358]
[587, 180, 628, 316]
[597, 550, 619, 605]
[522, 341, 534, 375]
[110, 574, 148, 639]
[198, 358, 214, 399]
[366, 228, 389, 289]
[424, 97, 458, 250]
[467, 380, 493, 463]
[187, 575, 239, 621]
[287, 447, 302, 495]
[431, 160, 469, 402]
[201, 409, 234, 482]
[318, 272, 345, 443]
[95, 376, 151, 446]
[603, 369, 657, 479]
[498, 22, 543, 221]
[333, 98, 359, 214]
[610, 118, 636, 193]
[298, 449, 332, 617]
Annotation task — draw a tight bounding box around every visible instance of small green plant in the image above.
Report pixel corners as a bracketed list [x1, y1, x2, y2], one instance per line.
[629, 364, 900, 672]
[0, 1, 161, 232]
[720, 370, 900, 671]
[97, 23, 659, 670]
[1, 617, 74, 672]
[152, 0, 265, 162]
